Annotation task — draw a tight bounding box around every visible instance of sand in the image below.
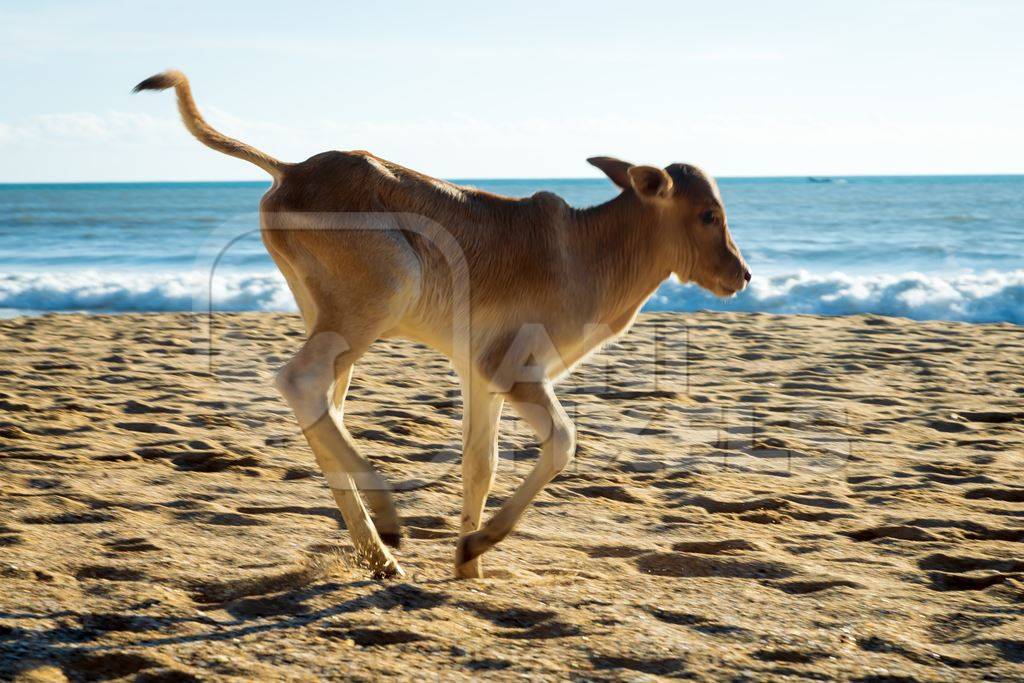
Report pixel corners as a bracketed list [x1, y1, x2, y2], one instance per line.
[1, 311, 1022, 681]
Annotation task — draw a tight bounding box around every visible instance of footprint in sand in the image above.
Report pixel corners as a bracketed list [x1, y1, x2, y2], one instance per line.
[912, 463, 981, 477]
[282, 466, 315, 480]
[965, 487, 1024, 502]
[754, 648, 831, 664]
[456, 600, 581, 638]
[770, 578, 863, 594]
[23, 511, 118, 525]
[105, 537, 162, 553]
[499, 621, 582, 640]
[460, 602, 556, 629]
[918, 553, 1024, 592]
[964, 527, 1024, 542]
[236, 504, 342, 520]
[648, 608, 752, 637]
[589, 655, 687, 676]
[918, 553, 1024, 573]
[670, 539, 763, 554]
[75, 565, 149, 582]
[172, 510, 268, 527]
[579, 545, 652, 559]
[133, 440, 263, 473]
[957, 410, 1024, 424]
[78, 613, 169, 633]
[172, 451, 262, 473]
[115, 421, 180, 434]
[320, 626, 428, 647]
[402, 514, 455, 540]
[678, 495, 788, 514]
[64, 652, 185, 681]
[858, 635, 986, 669]
[636, 552, 795, 579]
[569, 484, 648, 504]
[123, 399, 181, 415]
[0, 523, 23, 547]
[844, 525, 941, 542]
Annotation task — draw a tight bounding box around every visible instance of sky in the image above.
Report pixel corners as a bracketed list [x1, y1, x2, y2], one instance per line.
[1, 0, 1022, 182]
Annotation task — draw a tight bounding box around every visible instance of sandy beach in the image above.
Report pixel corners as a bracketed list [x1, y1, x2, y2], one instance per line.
[1, 311, 1022, 681]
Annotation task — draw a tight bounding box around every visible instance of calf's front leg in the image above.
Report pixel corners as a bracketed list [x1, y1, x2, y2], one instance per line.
[455, 376, 504, 578]
[455, 380, 575, 574]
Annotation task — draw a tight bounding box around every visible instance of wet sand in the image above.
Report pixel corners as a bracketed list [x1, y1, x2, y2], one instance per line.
[1, 311, 1023, 681]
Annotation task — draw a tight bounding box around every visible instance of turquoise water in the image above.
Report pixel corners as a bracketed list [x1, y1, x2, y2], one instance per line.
[1, 176, 1022, 322]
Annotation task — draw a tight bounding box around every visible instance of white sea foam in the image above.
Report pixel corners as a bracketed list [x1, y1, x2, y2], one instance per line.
[649, 269, 1024, 324]
[0, 271, 296, 314]
[1, 269, 1022, 323]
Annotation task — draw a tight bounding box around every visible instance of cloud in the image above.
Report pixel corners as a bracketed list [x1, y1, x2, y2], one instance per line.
[0, 111, 183, 146]
[2, 104, 1022, 181]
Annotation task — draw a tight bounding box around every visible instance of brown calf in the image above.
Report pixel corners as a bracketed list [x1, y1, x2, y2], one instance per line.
[134, 70, 750, 578]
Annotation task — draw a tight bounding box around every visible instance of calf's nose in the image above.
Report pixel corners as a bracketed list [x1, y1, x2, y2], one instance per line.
[744, 270, 752, 283]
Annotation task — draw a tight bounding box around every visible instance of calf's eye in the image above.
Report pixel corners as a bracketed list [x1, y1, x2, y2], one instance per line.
[700, 210, 715, 225]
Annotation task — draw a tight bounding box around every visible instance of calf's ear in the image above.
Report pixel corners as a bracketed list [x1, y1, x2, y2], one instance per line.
[627, 165, 673, 200]
[587, 156, 634, 191]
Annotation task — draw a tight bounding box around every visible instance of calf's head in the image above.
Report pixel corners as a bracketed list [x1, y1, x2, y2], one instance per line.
[589, 156, 751, 297]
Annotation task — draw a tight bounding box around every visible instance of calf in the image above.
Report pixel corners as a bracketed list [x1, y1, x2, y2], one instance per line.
[134, 70, 750, 578]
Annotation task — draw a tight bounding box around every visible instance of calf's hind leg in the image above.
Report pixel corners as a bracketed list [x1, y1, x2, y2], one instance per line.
[275, 327, 402, 577]
[327, 361, 402, 547]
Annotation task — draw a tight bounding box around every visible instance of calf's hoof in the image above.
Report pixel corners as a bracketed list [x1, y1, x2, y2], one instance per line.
[377, 528, 403, 549]
[454, 556, 484, 579]
[455, 531, 490, 579]
[370, 559, 406, 580]
[365, 490, 402, 549]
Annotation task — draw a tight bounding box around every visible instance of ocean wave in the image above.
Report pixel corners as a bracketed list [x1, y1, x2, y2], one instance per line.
[648, 270, 1024, 324]
[1, 269, 1023, 324]
[0, 271, 296, 313]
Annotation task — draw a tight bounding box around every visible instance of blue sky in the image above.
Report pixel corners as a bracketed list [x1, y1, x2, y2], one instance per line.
[1, 0, 1021, 181]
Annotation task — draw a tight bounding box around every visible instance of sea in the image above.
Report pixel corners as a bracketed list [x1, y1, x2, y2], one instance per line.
[1, 176, 1022, 323]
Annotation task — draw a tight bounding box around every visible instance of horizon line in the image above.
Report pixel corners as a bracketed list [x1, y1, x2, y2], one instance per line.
[2, 172, 1024, 187]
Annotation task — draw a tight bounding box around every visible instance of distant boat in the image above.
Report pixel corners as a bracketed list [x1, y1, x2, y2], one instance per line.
[807, 177, 833, 183]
